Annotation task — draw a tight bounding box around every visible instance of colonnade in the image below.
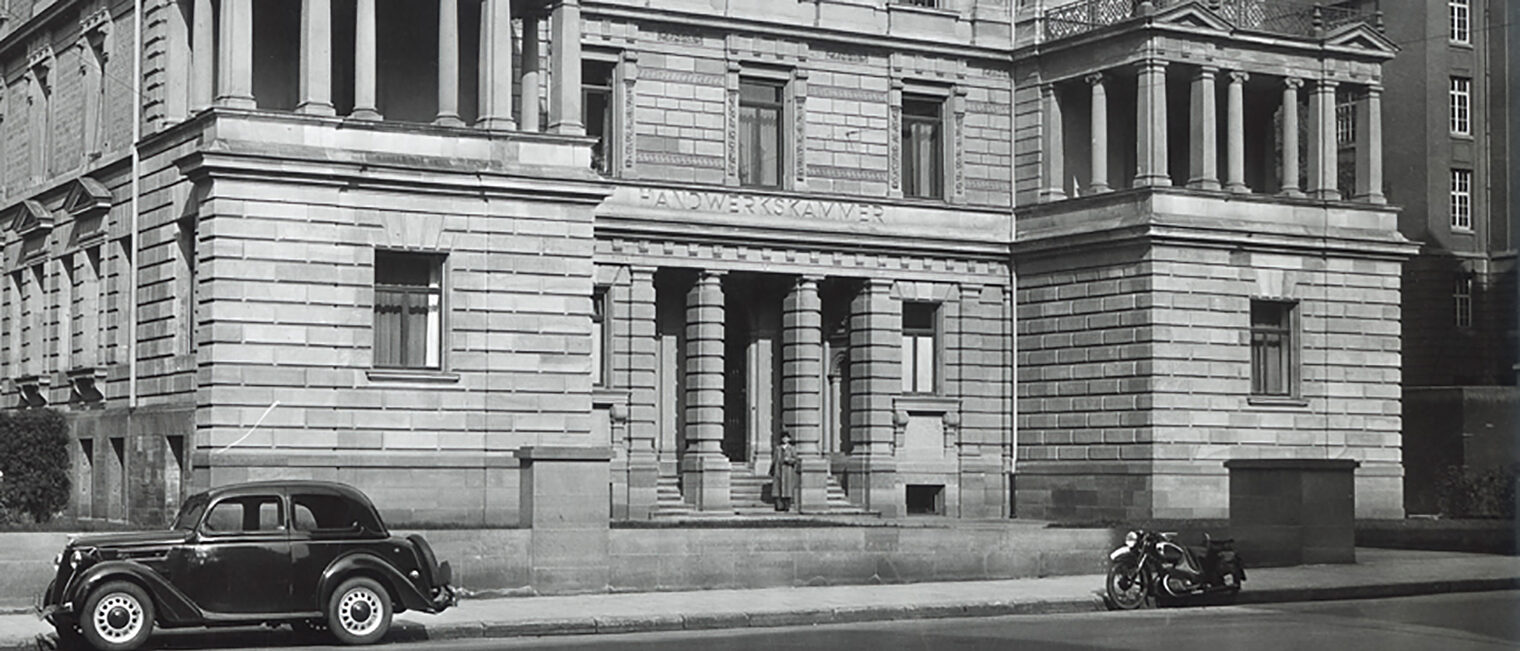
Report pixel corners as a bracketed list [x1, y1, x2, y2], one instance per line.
[182, 0, 583, 133]
[1041, 59, 1384, 204]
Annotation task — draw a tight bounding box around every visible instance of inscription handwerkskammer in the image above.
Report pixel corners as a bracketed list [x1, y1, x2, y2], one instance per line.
[637, 188, 885, 223]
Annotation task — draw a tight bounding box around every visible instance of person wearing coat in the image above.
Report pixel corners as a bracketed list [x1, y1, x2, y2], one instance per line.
[772, 432, 800, 512]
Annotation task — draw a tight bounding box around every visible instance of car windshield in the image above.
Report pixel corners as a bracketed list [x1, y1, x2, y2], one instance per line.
[172, 494, 208, 530]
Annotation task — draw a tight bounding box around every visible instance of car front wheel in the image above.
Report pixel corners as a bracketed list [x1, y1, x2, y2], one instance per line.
[80, 581, 155, 651]
[327, 577, 392, 645]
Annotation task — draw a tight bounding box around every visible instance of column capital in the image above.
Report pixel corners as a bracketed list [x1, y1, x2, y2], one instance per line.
[1228, 70, 1250, 84]
[796, 274, 824, 286]
[1364, 83, 1383, 95]
[1283, 76, 1304, 90]
[1194, 65, 1219, 79]
[1136, 59, 1168, 73]
[629, 265, 657, 280]
[1315, 78, 1339, 92]
[1085, 71, 1105, 86]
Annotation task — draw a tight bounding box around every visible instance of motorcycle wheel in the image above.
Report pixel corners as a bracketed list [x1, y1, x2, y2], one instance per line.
[1106, 561, 1149, 610]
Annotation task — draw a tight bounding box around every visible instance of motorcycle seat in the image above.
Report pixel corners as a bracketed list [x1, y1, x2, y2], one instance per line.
[1203, 533, 1234, 546]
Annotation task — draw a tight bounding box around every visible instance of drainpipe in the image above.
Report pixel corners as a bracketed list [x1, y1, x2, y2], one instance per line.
[129, 0, 142, 409]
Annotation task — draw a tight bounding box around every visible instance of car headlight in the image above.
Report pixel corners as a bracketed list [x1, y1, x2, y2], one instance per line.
[69, 550, 85, 570]
[1124, 530, 1139, 548]
[52, 553, 62, 568]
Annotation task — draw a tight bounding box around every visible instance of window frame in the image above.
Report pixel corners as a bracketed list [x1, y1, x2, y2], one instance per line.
[372, 250, 446, 371]
[900, 301, 940, 395]
[1450, 0, 1471, 45]
[901, 93, 946, 200]
[1249, 300, 1299, 399]
[738, 76, 787, 189]
[199, 494, 286, 536]
[1450, 168, 1473, 231]
[582, 57, 617, 176]
[1454, 274, 1473, 329]
[592, 286, 610, 387]
[1449, 76, 1471, 136]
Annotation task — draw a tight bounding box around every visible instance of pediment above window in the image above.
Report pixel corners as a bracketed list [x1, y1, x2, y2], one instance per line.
[1152, 3, 1232, 32]
[4, 199, 52, 238]
[63, 177, 112, 218]
[1322, 23, 1398, 55]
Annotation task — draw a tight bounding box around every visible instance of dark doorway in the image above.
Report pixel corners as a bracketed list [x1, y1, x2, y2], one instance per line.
[723, 298, 750, 463]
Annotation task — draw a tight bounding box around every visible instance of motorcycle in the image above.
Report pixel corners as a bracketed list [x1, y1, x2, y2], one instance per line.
[1105, 528, 1246, 609]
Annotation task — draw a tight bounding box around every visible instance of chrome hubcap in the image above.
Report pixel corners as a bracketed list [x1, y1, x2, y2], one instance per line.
[338, 587, 383, 636]
[92, 593, 144, 643]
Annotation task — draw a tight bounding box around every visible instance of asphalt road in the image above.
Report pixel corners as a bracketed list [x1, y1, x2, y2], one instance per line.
[154, 590, 1520, 651]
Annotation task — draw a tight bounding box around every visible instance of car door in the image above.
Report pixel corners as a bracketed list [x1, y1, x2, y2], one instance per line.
[173, 493, 293, 614]
[288, 491, 376, 612]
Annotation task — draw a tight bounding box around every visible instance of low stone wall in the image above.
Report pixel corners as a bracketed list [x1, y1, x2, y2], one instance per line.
[0, 524, 1121, 610]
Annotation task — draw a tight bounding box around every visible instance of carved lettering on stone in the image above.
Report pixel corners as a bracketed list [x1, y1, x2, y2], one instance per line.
[637, 188, 886, 224]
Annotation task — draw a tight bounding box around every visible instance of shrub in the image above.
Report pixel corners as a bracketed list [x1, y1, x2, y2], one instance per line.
[0, 408, 72, 524]
[1435, 464, 1518, 520]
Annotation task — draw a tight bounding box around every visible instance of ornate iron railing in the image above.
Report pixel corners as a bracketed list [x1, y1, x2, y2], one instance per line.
[1043, 0, 1375, 42]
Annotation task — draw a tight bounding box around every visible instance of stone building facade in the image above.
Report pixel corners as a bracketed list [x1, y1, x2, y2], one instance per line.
[0, 0, 1412, 527]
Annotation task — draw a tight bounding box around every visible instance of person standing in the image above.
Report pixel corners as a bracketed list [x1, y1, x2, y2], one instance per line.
[772, 432, 800, 512]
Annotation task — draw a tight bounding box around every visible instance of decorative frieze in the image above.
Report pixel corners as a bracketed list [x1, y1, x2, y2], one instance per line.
[806, 165, 888, 182]
[810, 85, 888, 103]
[635, 152, 724, 169]
[639, 67, 724, 87]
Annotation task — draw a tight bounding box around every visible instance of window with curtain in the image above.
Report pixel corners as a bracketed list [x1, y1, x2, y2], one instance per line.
[373, 251, 443, 369]
[739, 79, 784, 188]
[1250, 300, 1296, 397]
[901, 302, 938, 394]
[902, 95, 943, 199]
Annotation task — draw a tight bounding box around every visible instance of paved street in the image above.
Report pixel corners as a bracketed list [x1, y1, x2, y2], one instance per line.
[150, 590, 1519, 651]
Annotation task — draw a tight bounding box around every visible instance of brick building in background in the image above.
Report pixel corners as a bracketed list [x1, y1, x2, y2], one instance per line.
[0, 0, 1414, 527]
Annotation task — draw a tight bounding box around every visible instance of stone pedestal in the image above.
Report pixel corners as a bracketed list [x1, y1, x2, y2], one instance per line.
[1226, 459, 1359, 567]
[519, 446, 611, 593]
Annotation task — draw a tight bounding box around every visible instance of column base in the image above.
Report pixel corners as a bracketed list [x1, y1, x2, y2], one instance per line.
[476, 116, 518, 131]
[296, 102, 336, 117]
[679, 453, 732, 512]
[844, 453, 901, 518]
[1186, 178, 1221, 191]
[215, 96, 258, 110]
[1310, 189, 1342, 201]
[434, 113, 466, 128]
[1225, 183, 1250, 194]
[1087, 183, 1111, 195]
[1134, 175, 1172, 187]
[1353, 192, 1387, 205]
[349, 108, 383, 121]
[1278, 188, 1306, 198]
[549, 120, 587, 137]
[1039, 188, 1068, 202]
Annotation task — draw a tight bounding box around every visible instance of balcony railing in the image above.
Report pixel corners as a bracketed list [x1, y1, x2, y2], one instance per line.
[1043, 0, 1375, 42]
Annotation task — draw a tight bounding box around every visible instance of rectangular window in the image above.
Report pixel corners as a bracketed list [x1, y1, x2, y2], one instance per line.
[902, 95, 944, 199]
[1451, 169, 1472, 230]
[373, 251, 443, 369]
[901, 302, 938, 394]
[739, 78, 784, 188]
[592, 287, 608, 387]
[1250, 300, 1297, 397]
[1450, 0, 1470, 44]
[1335, 101, 1356, 146]
[1450, 77, 1471, 135]
[582, 60, 616, 175]
[1454, 274, 1473, 328]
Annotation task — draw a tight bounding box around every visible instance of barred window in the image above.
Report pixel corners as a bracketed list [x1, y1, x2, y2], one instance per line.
[1250, 301, 1297, 397]
[1451, 169, 1472, 230]
[1450, 77, 1471, 135]
[374, 251, 444, 369]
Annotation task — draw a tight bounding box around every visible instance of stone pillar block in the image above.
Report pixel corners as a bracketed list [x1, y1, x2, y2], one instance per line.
[519, 446, 611, 594]
[847, 279, 902, 517]
[682, 272, 731, 510]
[1226, 459, 1358, 567]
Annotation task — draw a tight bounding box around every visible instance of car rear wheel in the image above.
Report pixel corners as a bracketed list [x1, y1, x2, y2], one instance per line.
[80, 581, 154, 651]
[327, 577, 392, 645]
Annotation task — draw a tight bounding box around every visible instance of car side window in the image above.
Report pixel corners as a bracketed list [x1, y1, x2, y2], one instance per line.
[202, 496, 285, 534]
[291, 493, 360, 533]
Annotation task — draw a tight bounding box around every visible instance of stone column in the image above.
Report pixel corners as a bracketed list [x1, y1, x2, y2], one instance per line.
[1187, 65, 1219, 190]
[682, 271, 731, 511]
[297, 0, 334, 115]
[520, 15, 541, 131]
[1225, 70, 1249, 193]
[623, 267, 659, 519]
[435, 0, 463, 126]
[846, 278, 902, 518]
[783, 275, 828, 513]
[476, 0, 514, 129]
[1040, 84, 1066, 201]
[215, 0, 255, 108]
[1279, 77, 1303, 197]
[190, 0, 214, 112]
[1135, 59, 1170, 187]
[1087, 72, 1110, 194]
[351, 0, 380, 120]
[549, 0, 585, 135]
[1354, 84, 1385, 204]
[1307, 79, 1339, 200]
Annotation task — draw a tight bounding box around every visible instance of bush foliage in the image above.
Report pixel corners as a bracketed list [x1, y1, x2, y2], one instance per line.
[1435, 464, 1518, 520]
[0, 409, 72, 524]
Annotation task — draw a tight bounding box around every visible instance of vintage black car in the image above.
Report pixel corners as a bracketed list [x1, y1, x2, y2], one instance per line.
[36, 480, 455, 651]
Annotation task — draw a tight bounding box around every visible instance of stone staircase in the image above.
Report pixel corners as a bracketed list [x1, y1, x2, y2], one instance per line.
[649, 467, 874, 519]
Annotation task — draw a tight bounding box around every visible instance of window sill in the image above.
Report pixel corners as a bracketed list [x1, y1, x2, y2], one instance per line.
[1247, 396, 1309, 408]
[366, 369, 461, 384]
[1451, 226, 1475, 235]
[895, 395, 959, 413]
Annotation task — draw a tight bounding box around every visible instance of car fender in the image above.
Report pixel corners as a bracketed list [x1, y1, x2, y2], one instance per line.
[1108, 546, 1135, 563]
[318, 552, 434, 614]
[65, 560, 203, 626]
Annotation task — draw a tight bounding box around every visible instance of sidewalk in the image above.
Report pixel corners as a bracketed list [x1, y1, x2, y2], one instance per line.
[4, 548, 1517, 650]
